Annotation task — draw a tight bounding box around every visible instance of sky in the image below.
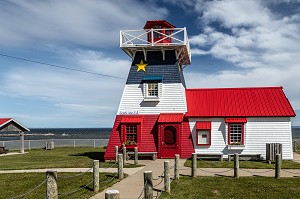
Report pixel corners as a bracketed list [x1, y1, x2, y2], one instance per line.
[0, 0, 300, 128]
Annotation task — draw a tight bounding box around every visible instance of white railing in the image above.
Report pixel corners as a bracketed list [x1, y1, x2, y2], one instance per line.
[120, 28, 189, 47]
[0, 139, 109, 150]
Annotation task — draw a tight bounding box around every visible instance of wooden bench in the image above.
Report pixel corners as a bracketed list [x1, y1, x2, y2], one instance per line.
[127, 152, 157, 160]
[0, 147, 8, 154]
[196, 154, 223, 161]
[228, 154, 261, 161]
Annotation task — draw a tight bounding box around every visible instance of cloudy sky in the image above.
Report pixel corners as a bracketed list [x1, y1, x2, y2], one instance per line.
[0, 0, 299, 128]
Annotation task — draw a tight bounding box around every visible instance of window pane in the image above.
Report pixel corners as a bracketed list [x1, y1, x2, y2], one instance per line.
[126, 125, 137, 143]
[229, 124, 242, 144]
[148, 83, 158, 97]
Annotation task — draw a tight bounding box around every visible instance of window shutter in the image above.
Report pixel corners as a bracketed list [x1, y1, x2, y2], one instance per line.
[158, 83, 162, 98]
[143, 83, 146, 98]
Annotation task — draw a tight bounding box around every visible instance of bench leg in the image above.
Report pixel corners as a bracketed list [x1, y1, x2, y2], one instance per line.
[153, 154, 157, 161]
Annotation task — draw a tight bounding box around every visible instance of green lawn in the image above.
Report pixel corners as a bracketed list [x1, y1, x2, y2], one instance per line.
[0, 147, 142, 170]
[184, 159, 300, 169]
[160, 176, 300, 199]
[1, 172, 123, 199]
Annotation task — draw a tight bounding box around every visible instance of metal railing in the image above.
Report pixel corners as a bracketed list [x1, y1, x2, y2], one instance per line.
[0, 139, 109, 150]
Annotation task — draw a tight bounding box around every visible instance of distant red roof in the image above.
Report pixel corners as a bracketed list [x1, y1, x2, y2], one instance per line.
[158, 113, 184, 123]
[0, 118, 30, 131]
[0, 118, 12, 126]
[185, 87, 296, 117]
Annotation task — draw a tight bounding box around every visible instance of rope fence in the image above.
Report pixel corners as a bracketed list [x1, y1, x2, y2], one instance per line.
[7, 179, 47, 199]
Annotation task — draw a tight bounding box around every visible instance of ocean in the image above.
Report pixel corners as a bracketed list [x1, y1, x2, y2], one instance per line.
[0, 128, 112, 141]
[1, 127, 300, 141]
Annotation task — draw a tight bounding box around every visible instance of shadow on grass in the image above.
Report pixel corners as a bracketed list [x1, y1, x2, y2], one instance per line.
[71, 152, 105, 162]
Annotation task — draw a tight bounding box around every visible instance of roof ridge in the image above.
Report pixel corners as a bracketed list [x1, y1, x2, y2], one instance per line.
[186, 86, 283, 91]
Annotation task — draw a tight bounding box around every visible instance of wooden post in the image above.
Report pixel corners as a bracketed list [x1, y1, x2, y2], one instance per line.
[293, 140, 297, 152]
[115, 146, 118, 162]
[192, 153, 197, 177]
[93, 160, 99, 192]
[123, 145, 127, 164]
[134, 147, 138, 165]
[174, 154, 179, 180]
[46, 170, 58, 199]
[275, 154, 281, 178]
[164, 161, 170, 193]
[20, 131, 24, 153]
[234, 153, 239, 178]
[144, 171, 153, 199]
[118, 154, 123, 179]
[105, 189, 120, 199]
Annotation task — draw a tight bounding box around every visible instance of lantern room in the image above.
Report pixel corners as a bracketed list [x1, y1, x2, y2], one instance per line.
[143, 20, 175, 44]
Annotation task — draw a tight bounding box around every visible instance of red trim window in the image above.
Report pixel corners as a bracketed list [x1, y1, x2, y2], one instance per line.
[225, 118, 247, 145]
[196, 121, 211, 146]
[122, 124, 139, 145]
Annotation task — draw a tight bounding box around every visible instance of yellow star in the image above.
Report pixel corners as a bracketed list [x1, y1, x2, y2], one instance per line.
[135, 60, 148, 72]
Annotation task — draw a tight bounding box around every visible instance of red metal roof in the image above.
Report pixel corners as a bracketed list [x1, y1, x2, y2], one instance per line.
[120, 117, 143, 123]
[144, 20, 176, 29]
[185, 87, 296, 117]
[0, 118, 12, 126]
[158, 113, 184, 123]
[196, 121, 211, 129]
[225, 118, 247, 123]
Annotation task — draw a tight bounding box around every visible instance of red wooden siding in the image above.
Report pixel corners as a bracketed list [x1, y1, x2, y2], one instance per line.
[185, 87, 296, 117]
[104, 114, 159, 160]
[180, 118, 195, 158]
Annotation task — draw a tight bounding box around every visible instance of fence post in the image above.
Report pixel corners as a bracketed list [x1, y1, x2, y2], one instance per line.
[28, 140, 31, 151]
[105, 189, 120, 199]
[93, 160, 99, 192]
[118, 154, 123, 179]
[20, 132, 25, 153]
[123, 145, 127, 164]
[94, 139, 96, 148]
[115, 146, 118, 162]
[234, 153, 239, 178]
[175, 154, 179, 180]
[164, 161, 170, 193]
[73, 139, 76, 148]
[293, 140, 297, 152]
[134, 147, 138, 165]
[46, 170, 58, 199]
[275, 154, 281, 178]
[192, 153, 197, 177]
[144, 171, 153, 199]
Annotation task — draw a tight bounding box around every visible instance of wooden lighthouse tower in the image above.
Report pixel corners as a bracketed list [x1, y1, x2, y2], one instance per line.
[104, 20, 194, 160]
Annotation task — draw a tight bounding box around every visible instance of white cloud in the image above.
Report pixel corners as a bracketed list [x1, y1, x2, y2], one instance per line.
[0, 0, 168, 47]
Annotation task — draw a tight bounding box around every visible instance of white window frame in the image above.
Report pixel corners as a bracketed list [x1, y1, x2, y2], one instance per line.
[143, 82, 161, 101]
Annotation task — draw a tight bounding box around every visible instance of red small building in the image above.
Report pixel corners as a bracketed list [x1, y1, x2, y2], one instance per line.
[104, 20, 295, 160]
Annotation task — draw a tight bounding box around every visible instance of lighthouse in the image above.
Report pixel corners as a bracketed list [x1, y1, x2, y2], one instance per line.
[104, 20, 194, 160]
[104, 20, 295, 161]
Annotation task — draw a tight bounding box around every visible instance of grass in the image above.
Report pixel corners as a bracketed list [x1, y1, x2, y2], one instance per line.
[184, 159, 300, 169]
[0, 172, 125, 199]
[0, 147, 143, 170]
[160, 176, 300, 199]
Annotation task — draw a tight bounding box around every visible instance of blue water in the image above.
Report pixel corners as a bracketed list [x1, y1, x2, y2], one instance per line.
[0, 128, 112, 141]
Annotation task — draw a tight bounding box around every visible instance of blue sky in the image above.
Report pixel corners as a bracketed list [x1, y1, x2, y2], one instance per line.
[0, 0, 300, 128]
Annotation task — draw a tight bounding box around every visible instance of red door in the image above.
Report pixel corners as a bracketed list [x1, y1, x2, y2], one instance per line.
[161, 125, 178, 158]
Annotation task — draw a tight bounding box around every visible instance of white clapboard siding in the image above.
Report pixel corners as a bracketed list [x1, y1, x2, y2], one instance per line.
[117, 83, 187, 114]
[189, 117, 293, 160]
[189, 118, 227, 154]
